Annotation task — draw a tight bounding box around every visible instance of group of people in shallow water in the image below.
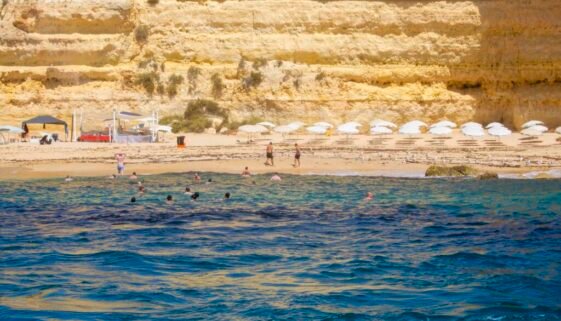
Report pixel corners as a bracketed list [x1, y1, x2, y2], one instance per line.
[64, 145, 375, 202]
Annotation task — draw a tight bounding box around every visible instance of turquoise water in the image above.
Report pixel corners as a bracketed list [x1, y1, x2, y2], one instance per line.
[1, 173, 560, 320]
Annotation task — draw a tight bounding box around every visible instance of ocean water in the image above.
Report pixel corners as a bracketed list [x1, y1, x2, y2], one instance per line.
[1, 173, 560, 321]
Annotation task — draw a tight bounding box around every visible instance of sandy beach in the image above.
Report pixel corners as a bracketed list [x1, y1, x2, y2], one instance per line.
[1, 132, 560, 180]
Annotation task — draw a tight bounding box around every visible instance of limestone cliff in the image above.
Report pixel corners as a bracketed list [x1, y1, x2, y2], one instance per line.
[1, 0, 560, 130]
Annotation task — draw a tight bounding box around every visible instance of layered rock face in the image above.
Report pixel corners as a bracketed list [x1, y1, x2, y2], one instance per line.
[1, 0, 560, 129]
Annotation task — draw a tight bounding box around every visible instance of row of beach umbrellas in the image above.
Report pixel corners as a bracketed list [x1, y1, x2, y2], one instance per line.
[238, 120, 561, 138]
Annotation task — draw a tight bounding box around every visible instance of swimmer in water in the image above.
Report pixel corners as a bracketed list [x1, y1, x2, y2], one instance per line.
[270, 173, 282, 181]
[364, 192, 374, 201]
[64, 175, 73, 182]
[184, 187, 193, 195]
[206, 178, 212, 184]
[130, 172, 138, 180]
[166, 195, 173, 203]
[194, 173, 201, 183]
[224, 192, 231, 200]
[131, 197, 136, 203]
[138, 186, 145, 194]
[191, 192, 200, 200]
[241, 166, 251, 177]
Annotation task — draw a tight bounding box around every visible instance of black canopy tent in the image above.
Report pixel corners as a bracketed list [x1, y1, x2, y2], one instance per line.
[22, 115, 68, 141]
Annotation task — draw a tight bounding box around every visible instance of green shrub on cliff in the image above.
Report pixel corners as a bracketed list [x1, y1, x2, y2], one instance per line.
[167, 74, 184, 97]
[134, 25, 149, 43]
[160, 99, 228, 133]
[211, 73, 225, 98]
[135, 72, 159, 95]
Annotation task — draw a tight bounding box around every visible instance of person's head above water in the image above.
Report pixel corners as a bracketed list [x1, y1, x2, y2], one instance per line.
[131, 197, 136, 203]
[191, 192, 200, 200]
[224, 192, 230, 199]
[207, 178, 212, 183]
[166, 195, 173, 202]
[185, 187, 191, 192]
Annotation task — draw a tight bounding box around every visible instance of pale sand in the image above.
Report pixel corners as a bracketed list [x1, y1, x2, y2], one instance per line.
[1, 132, 560, 180]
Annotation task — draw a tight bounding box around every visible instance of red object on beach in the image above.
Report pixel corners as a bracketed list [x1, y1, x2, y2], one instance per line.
[78, 133, 111, 142]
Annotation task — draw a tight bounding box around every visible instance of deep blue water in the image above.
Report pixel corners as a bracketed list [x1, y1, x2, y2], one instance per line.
[1, 173, 561, 321]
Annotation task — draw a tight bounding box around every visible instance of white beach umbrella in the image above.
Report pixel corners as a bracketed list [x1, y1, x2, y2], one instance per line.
[340, 121, 362, 128]
[522, 120, 544, 129]
[399, 126, 422, 135]
[485, 122, 504, 129]
[430, 120, 457, 129]
[526, 125, 548, 133]
[313, 122, 333, 129]
[556, 126, 561, 134]
[488, 126, 512, 137]
[274, 125, 297, 134]
[370, 126, 393, 135]
[521, 128, 543, 137]
[461, 126, 485, 137]
[287, 121, 305, 130]
[337, 123, 361, 134]
[370, 120, 397, 128]
[403, 120, 427, 128]
[238, 125, 267, 134]
[0, 125, 24, 134]
[429, 126, 452, 135]
[461, 122, 483, 129]
[257, 122, 276, 128]
[306, 126, 328, 135]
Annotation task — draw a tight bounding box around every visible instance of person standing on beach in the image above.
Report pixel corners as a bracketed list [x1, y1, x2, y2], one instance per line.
[292, 143, 301, 168]
[115, 153, 126, 175]
[265, 142, 274, 166]
[241, 166, 251, 177]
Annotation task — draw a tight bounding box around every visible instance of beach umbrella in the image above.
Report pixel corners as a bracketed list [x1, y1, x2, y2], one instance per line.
[0, 125, 24, 134]
[340, 121, 362, 128]
[239, 125, 268, 134]
[461, 126, 485, 138]
[370, 126, 393, 135]
[526, 125, 548, 133]
[399, 126, 421, 135]
[337, 123, 360, 133]
[306, 126, 328, 135]
[556, 126, 561, 134]
[429, 126, 452, 135]
[521, 128, 543, 136]
[313, 122, 333, 128]
[522, 120, 544, 129]
[430, 120, 457, 129]
[274, 125, 297, 134]
[461, 122, 483, 129]
[488, 126, 512, 137]
[370, 119, 397, 128]
[485, 122, 504, 129]
[287, 121, 305, 130]
[402, 120, 427, 128]
[257, 122, 276, 128]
